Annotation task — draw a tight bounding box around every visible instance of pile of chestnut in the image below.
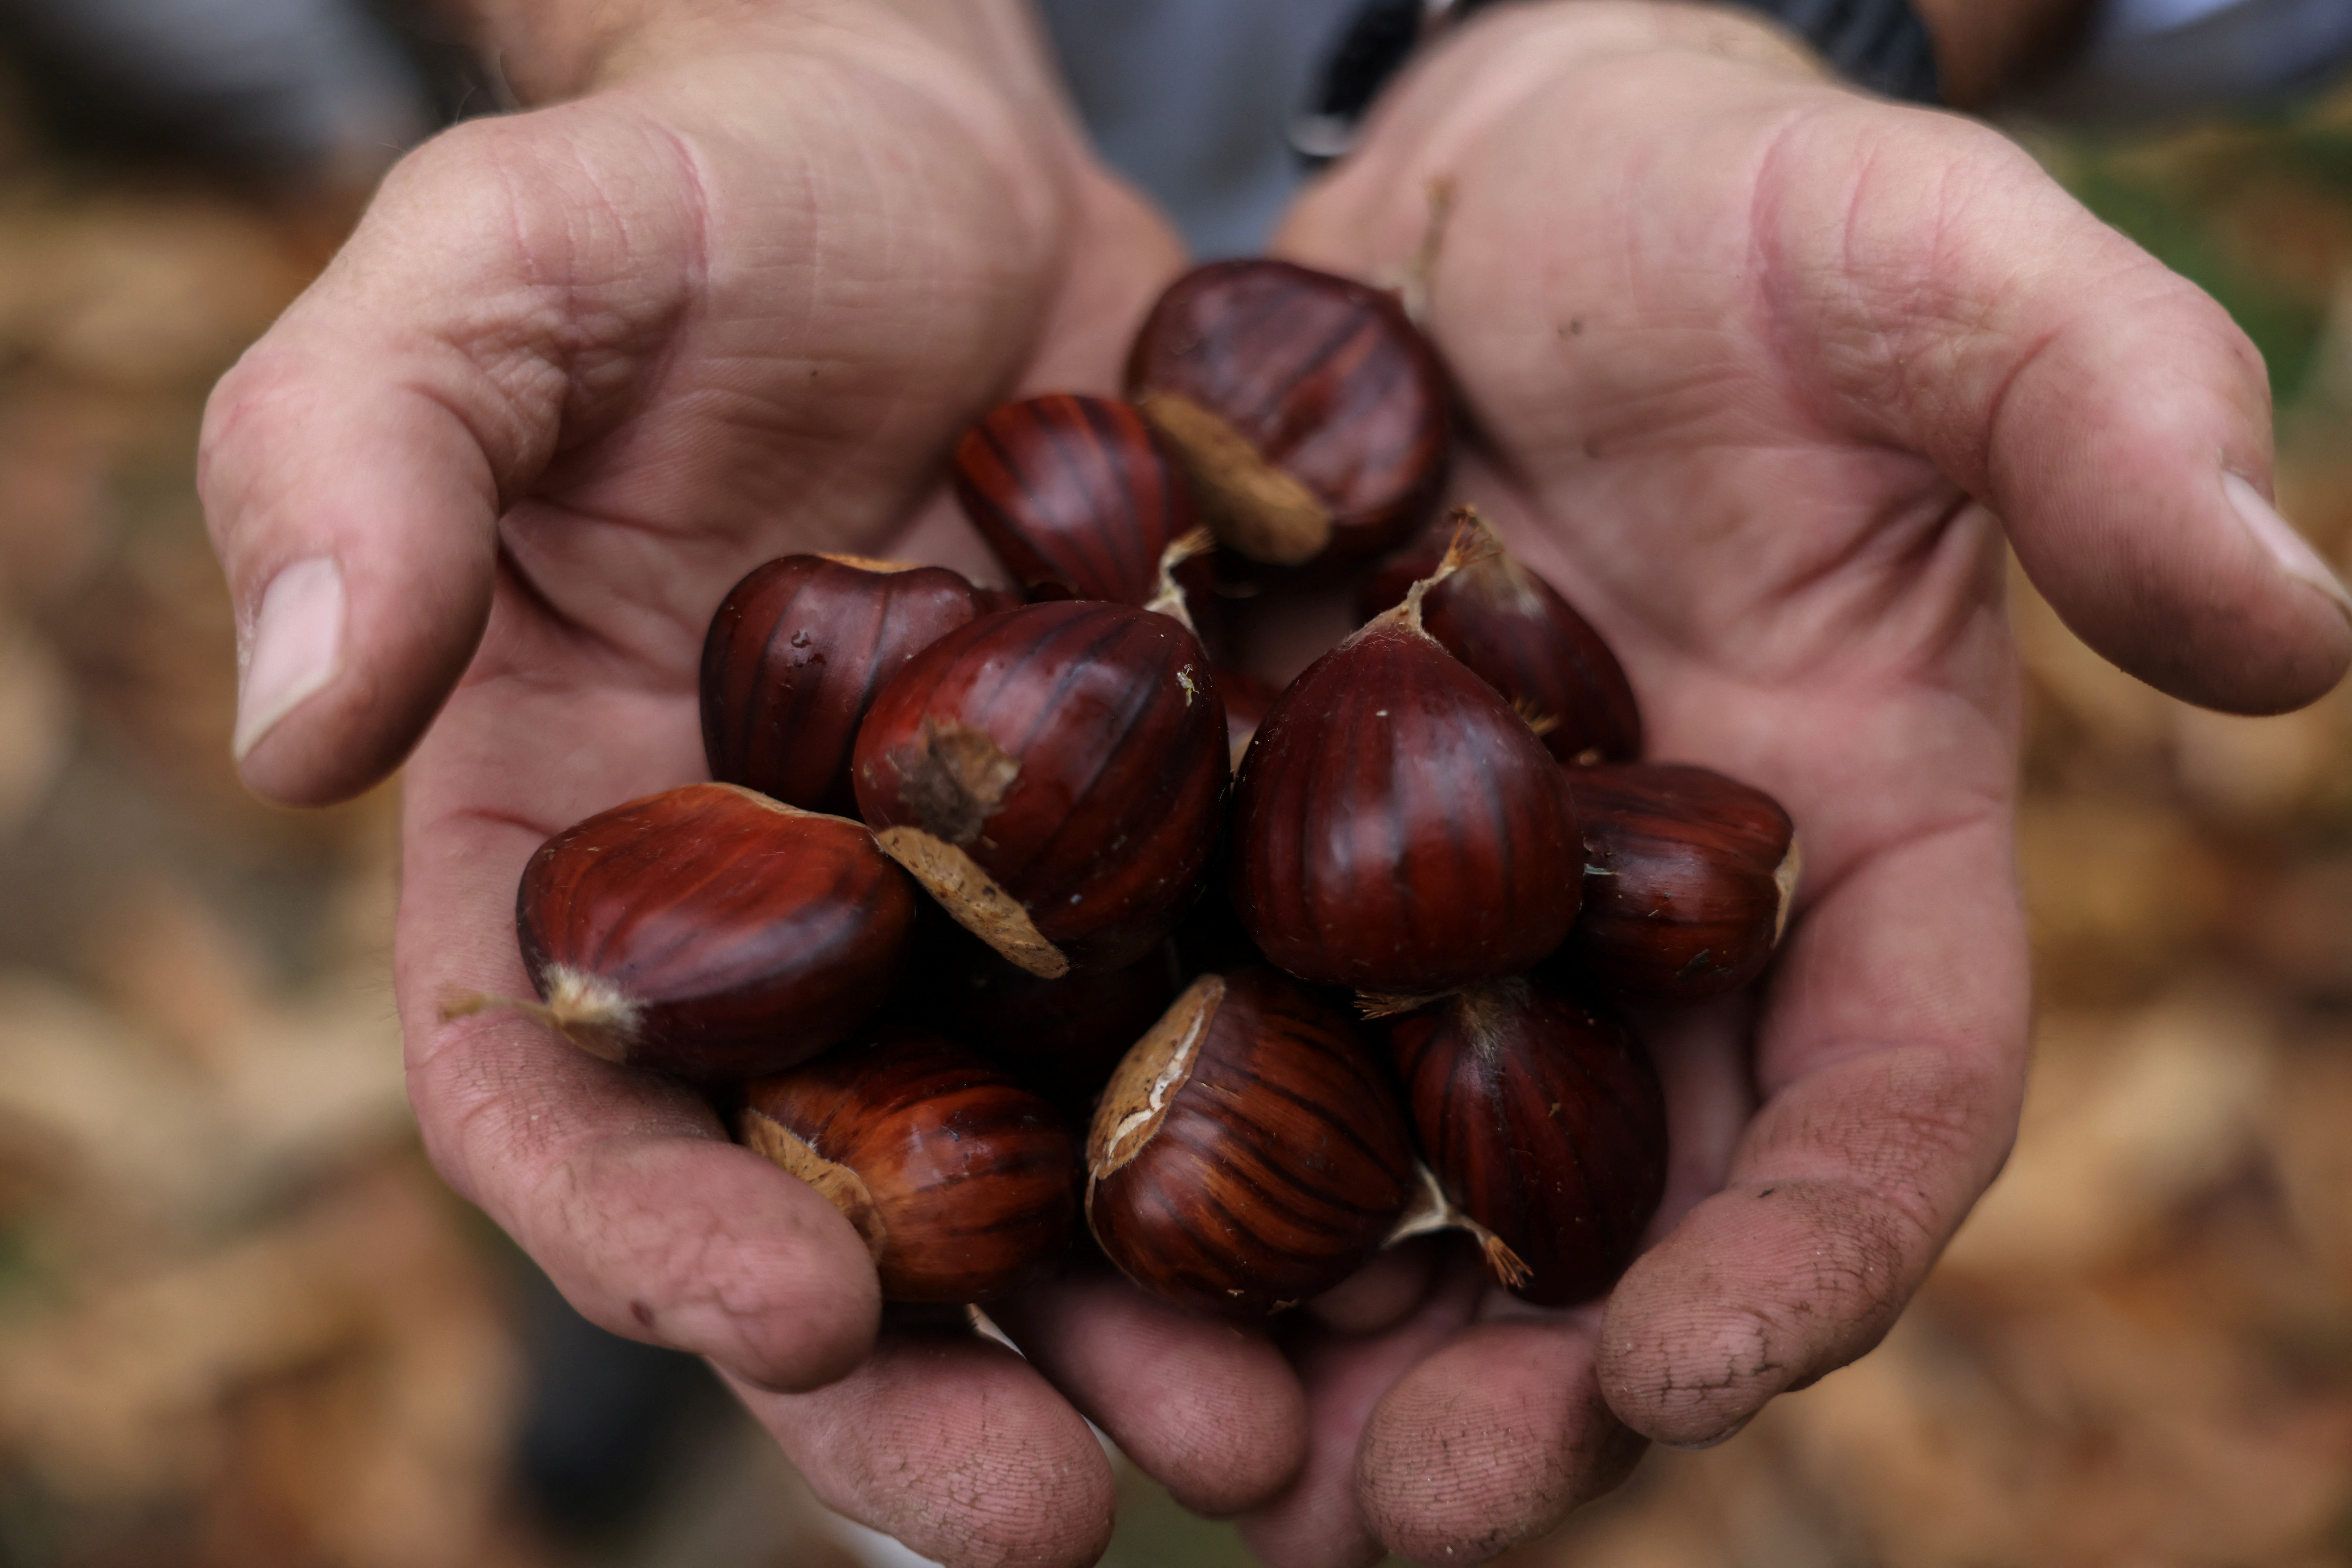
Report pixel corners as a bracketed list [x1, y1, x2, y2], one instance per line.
[486, 259, 1799, 1317]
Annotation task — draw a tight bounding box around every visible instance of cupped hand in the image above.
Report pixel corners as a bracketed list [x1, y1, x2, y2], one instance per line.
[1171, 3, 2348, 1562]
[192, 4, 1268, 1562]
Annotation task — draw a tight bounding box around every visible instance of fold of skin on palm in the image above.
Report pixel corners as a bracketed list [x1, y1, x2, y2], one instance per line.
[195, 1, 2352, 1564]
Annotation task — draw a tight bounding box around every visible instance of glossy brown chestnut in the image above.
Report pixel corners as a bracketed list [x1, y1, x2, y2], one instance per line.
[1230, 552, 1583, 992]
[701, 554, 1002, 817]
[953, 394, 1192, 607]
[1562, 763, 1799, 1000]
[1387, 977, 1666, 1306]
[1086, 968, 1415, 1315]
[1126, 259, 1448, 572]
[505, 783, 916, 1080]
[920, 937, 1181, 1126]
[1359, 513, 1642, 763]
[852, 600, 1228, 980]
[737, 1027, 1078, 1302]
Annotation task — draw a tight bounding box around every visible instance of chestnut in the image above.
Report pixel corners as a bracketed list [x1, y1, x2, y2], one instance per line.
[737, 1027, 1079, 1302]
[853, 600, 1229, 980]
[1127, 259, 1448, 572]
[488, 783, 916, 1080]
[1562, 762, 1799, 1000]
[1386, 978, 1666, 1306]
[953, 394, 1192, 607]
[1230, 539, 1583, 992]
[701, 554, 1003, 817]
[1359, 511, 1642, 763]
[1086, 968, 1416, 1315]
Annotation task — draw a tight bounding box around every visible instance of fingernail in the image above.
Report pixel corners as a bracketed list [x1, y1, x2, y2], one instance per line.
[1658, 1412, 1751, 1451]
[233, 557, 345, 760]
[2225, 471, 2352, 628]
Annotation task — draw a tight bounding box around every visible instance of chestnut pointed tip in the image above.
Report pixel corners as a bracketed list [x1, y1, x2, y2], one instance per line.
[441, 970, 640, 1065]
[1774, 836, 1803, 945]
[875, 825, 1070, 979]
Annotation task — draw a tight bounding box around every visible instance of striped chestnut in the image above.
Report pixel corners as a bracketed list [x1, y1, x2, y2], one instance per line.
[1126, 259, 1448, 573]
[953, 394, 1193, 607]
[487, 784, 916, 1081]
[1231, 537, 1583, 992]
[852, 600, 1228, 980]
[737, 1027, 1078, 1302]
[1359, 510, 1642, 764]
[701, 554, 1006, 817]
[1386, 977, 1666, 1306]
[1086, 967, 1415, 1315]
[1561, 763, 1799, 1000]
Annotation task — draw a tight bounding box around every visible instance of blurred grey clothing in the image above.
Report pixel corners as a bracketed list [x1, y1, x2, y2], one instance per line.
[0, 0, 2348, 247]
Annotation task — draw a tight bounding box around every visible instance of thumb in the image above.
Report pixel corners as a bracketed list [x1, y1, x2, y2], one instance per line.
[1790, 109, 2352, 714]
[199, 108, 697, 804]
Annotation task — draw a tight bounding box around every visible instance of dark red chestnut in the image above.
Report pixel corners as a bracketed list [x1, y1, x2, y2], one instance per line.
[1359, 511, 1642, 763]
[1562, 763, 1798, 1000]
[1387, 977, 1666, 1306]
[852, 600, 1228, 980]
[701, 554, 1003, 817]
[490, 783, 916, 1080]
[1086, 968, 1415, 1315]
[953, 394, 1192, 607]
[737, 1027, 1078, 1302]
[1126, 259, 1448, 572]
[1231, 541, 1583, 992]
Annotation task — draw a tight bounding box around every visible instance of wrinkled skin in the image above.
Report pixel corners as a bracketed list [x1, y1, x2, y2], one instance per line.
[198, 2, 2350, 1565]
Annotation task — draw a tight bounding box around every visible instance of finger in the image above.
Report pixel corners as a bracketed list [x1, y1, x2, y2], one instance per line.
[1759, 103, 2352, 713]
[988, 1268, 1308, 1518]
[199, 106, 701, 805]
[1236, 1252, 1486, 1568]
[1598, 810, 2028, 1449]
[1355, 1314, 1645, 1563]
[398, 751, 880, 1394]
[731, 1330, 1117, 1568]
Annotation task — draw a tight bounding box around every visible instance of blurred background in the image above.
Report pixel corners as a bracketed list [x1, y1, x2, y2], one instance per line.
[0, 2, 2349, 1565]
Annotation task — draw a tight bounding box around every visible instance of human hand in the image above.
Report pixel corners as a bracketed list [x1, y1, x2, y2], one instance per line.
[196, 2, 1238, 1559]
[1164, 3, 2347, 1561]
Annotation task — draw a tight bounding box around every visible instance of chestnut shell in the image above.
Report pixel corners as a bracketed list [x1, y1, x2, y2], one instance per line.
[700, 554, 999, 817]
[920, 937, 1181, 1126]
[853, 600, 1229, 978]
[516, 784, 915, 1080]
[1359, 529, 1641, 764]
[1561, 763, 1798, 1000]
[1127, 259, 1449, 572]
[1231, 617, 1582, 992]
[1388, 978, 1666, 1306]
[738, 1027, 1078, 1302]
[1087, 968, 1415, 1316]
[953, 394, 1192, 606]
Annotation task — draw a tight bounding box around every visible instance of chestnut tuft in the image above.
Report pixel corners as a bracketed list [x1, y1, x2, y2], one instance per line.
[1562, 762, 1798, 1000]
[700, 554, 1002, 816]
[738, 1027, 1078, 1302]
[853, 600, 1229, 980]
[1086, 967, 1416, 1315]
[1230, 536, 1583, 991]
[1387, 977, 1666, 1306]
[1127, 259, 1448, 572]
[479, 783, 916, 1080]
[1359, 511, 1642, 763]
